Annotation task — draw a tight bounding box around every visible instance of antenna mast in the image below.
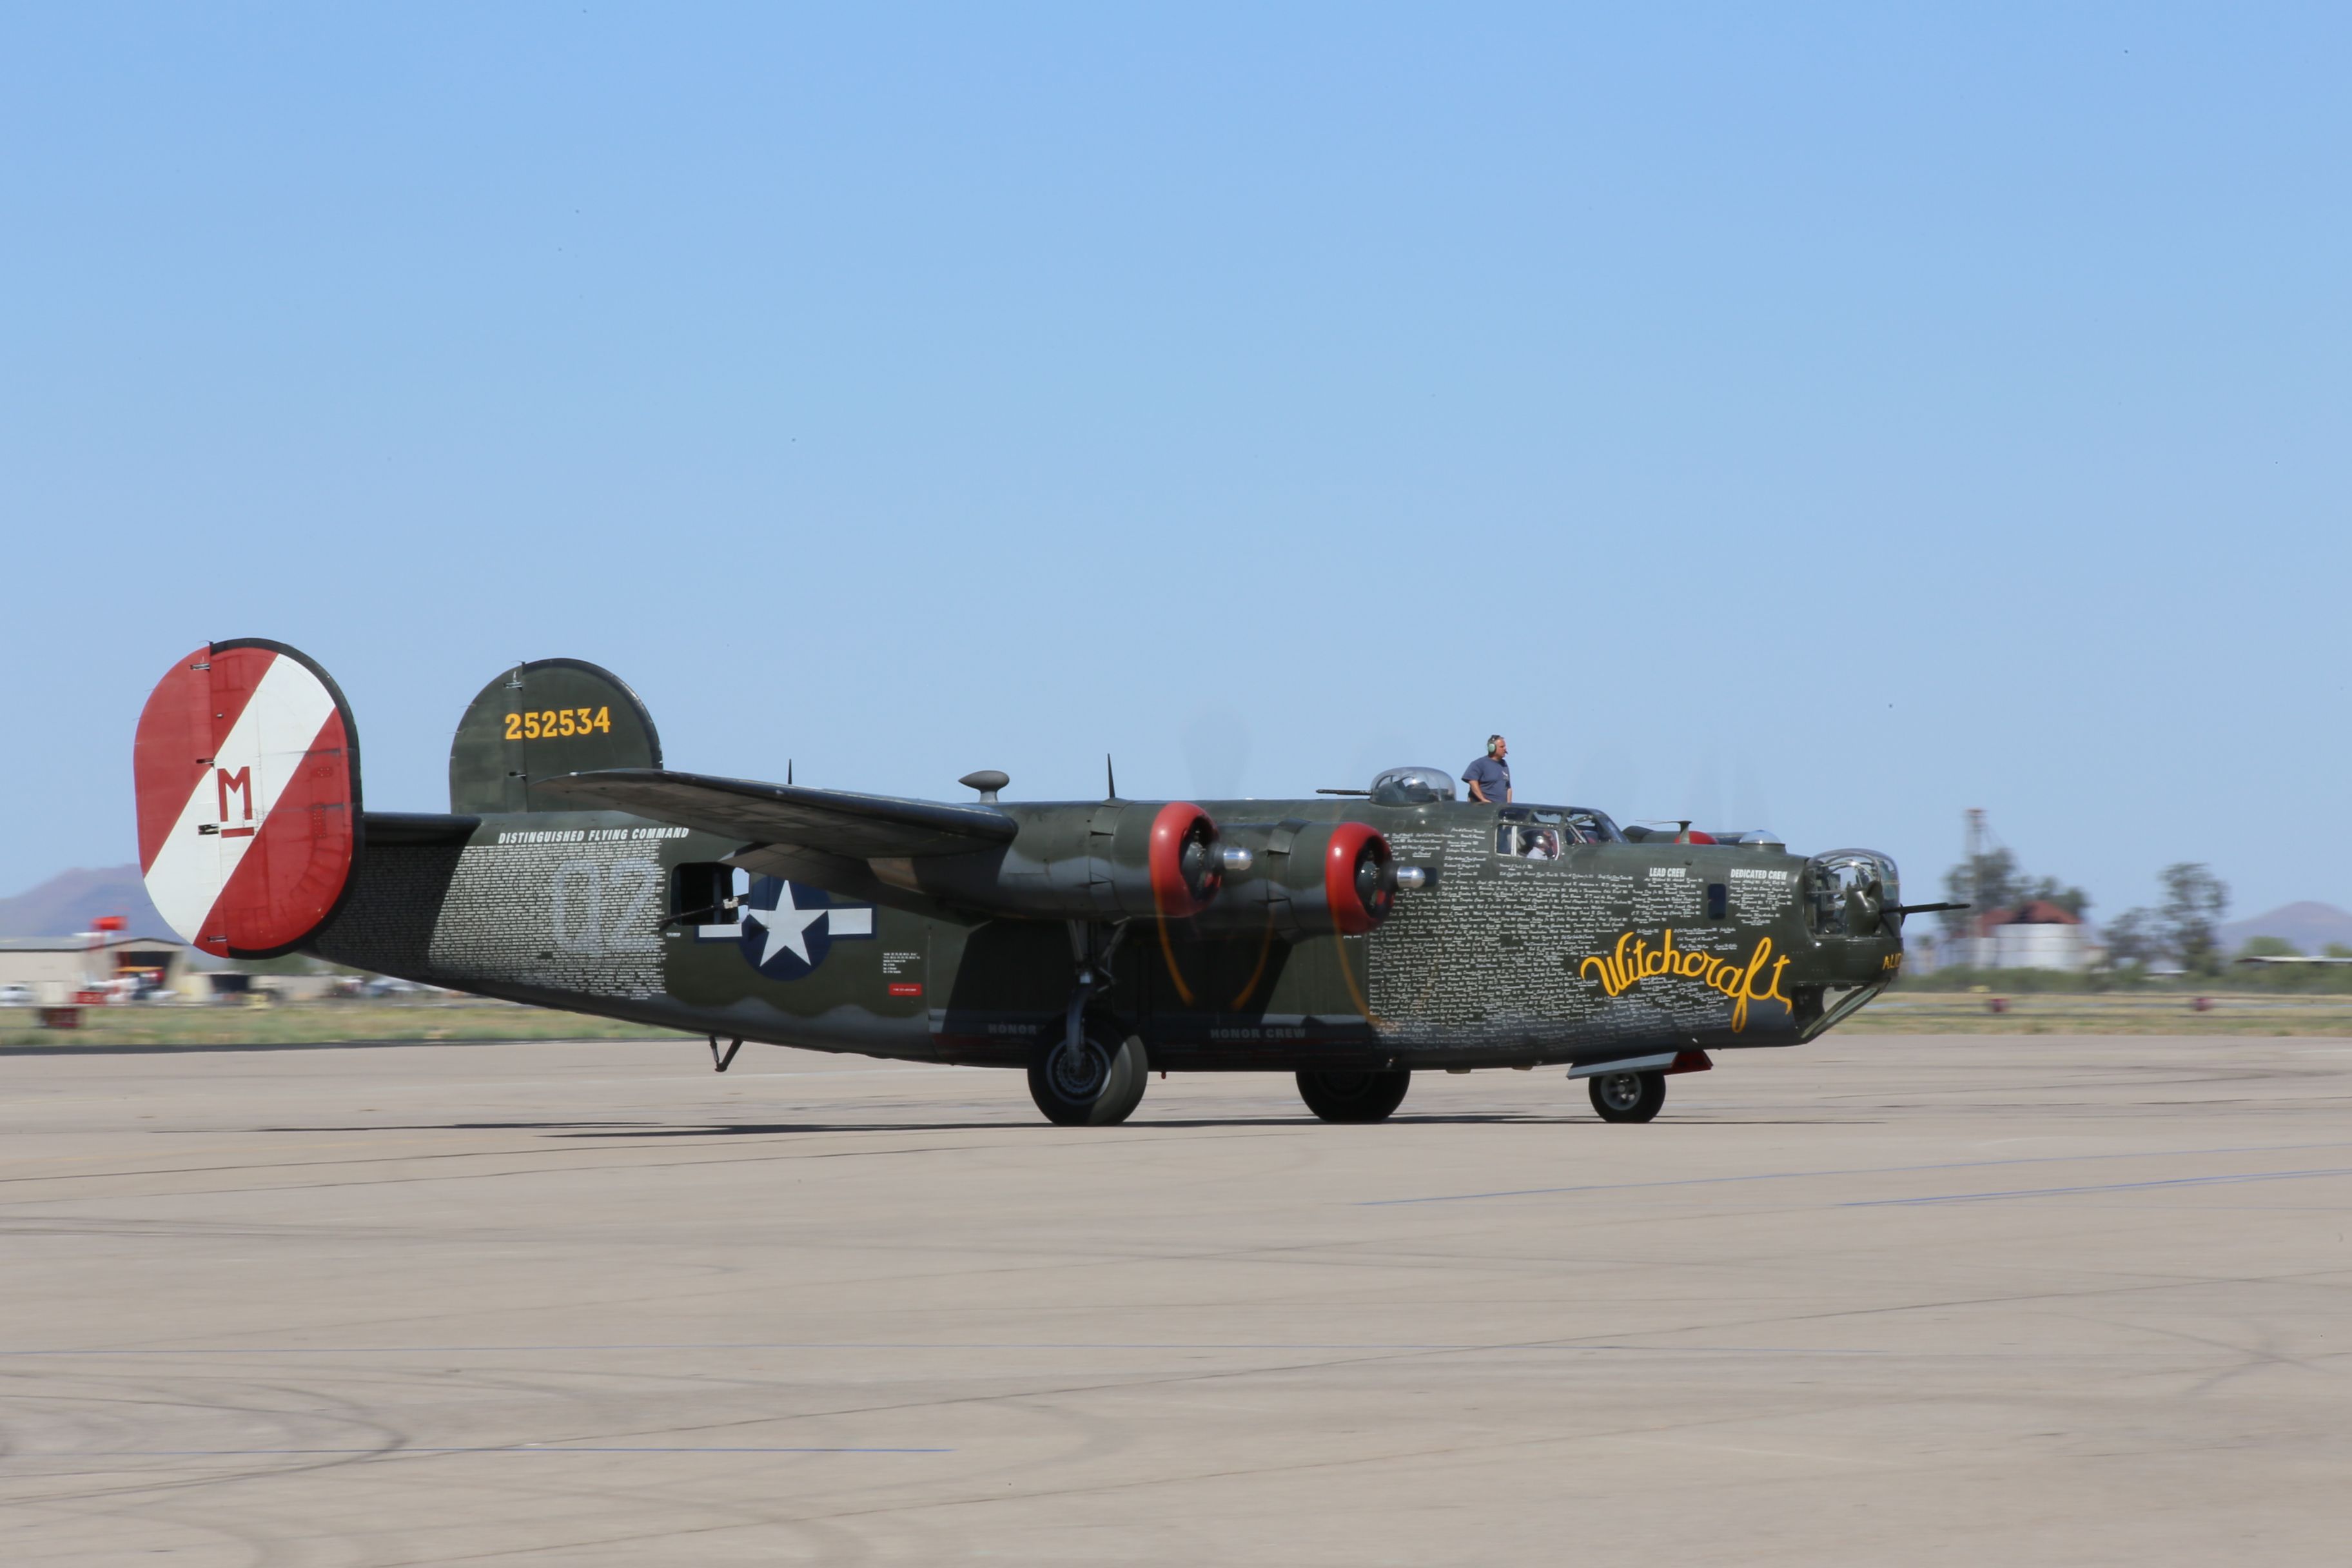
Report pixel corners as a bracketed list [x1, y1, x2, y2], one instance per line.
[1965, 807, 1986, 911]
[1963, 807, 1989, 962]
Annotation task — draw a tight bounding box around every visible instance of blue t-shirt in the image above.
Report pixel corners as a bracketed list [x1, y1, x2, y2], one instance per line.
[1464, 755, 1511, 801]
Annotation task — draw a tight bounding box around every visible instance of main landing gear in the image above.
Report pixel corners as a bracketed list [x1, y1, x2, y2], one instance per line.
[1029, 919, 1150, 1126]
[1296, 1068, 1412, 1122]
[1028, 1028, 1150, 1126]
[1587, 1068, 1667, 1123]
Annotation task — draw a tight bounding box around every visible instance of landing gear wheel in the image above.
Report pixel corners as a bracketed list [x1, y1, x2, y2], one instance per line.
[1296, 1068, 1411, 1123]
[1589, 1069, 1666, 1123]
[1028, 1032, 1150, 1126]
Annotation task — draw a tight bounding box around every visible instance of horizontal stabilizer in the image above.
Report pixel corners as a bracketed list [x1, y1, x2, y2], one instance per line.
[536, 769, 1017, 859]
[364, 811, 480, 847]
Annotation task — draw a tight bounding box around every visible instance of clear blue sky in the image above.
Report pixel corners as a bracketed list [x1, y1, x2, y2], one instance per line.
[5, 5, 2345, 925]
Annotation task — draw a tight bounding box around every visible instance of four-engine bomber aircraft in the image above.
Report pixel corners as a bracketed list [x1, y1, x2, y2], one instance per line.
[134, 641, 1937, 1126]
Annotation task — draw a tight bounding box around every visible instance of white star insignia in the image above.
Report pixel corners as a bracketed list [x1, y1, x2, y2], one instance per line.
[745, 882, 828, 967]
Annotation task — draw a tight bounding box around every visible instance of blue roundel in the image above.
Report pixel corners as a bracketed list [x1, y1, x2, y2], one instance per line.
[736, 877, 875, 980]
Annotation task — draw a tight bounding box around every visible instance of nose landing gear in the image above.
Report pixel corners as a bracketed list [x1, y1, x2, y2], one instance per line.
[1588, 1068, 1667, 1123]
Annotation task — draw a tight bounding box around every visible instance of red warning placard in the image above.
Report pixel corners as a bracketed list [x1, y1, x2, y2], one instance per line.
[133, 640, 360, 957]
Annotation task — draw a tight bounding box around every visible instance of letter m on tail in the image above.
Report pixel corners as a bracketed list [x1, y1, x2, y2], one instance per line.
[217, 766, 253, 825]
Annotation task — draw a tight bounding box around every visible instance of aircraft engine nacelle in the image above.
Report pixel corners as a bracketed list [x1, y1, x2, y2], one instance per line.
[879, 800, 1226, 922]
[1186, 819, 1397, 940]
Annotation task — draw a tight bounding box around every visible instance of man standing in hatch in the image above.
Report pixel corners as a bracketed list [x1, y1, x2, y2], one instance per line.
[1464, 734, 1512, 804]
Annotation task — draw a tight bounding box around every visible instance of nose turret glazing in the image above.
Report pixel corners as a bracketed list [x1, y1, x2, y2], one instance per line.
[1806, 850, 1901, 938]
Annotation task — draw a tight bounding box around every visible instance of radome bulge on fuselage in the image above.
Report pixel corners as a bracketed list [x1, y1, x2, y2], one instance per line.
[133, 643, 1928, 1126]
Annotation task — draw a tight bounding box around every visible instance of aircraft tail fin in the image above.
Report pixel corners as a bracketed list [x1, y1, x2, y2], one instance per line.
[447, 658, 662, 814]
[133, 640, 362, 957]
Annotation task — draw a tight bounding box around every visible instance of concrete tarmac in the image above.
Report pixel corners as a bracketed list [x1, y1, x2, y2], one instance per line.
[4, 1030, 2349, 1564]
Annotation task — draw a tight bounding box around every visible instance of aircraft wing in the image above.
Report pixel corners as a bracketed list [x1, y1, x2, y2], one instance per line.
[536, 769, 1016, 859]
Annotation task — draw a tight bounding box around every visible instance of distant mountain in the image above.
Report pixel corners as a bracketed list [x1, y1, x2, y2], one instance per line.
[0, 865, 173, 939]
[2219, 901, 2352, 955]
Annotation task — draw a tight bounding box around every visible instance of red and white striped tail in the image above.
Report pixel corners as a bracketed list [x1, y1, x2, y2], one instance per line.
[133, 640, 360, 957]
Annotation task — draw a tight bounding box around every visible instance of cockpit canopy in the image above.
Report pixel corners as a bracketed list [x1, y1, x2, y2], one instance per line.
[1362, 767, 1626, 854]
[1494, 803, 1627, 857]
[1369, 766, 1458, 805]
[1364, 767, 1625, 854]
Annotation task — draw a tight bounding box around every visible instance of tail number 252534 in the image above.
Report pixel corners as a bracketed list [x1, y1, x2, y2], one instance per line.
[505, 707, 611, 741]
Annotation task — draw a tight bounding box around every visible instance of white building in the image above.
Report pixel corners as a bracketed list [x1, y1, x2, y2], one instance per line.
[1949, 900, 2090, 972]
[0, 934, 202, 1003]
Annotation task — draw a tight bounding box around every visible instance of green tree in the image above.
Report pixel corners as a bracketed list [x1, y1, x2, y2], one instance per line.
[1940, 847, 2021, 938]
[2020, 875, 2091, 917]
[1937, 850, 2090, 934]
[2103, 908, 2158, 968]
[2237, 936, 2302, 958]
[2158, 862, 2230, 976]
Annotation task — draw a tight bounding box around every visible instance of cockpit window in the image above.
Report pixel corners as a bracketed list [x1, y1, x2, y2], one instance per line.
[1563, 808, 1625, 843]
[1494, 807, 1582, 859]
[1496, 805, 1624, 842]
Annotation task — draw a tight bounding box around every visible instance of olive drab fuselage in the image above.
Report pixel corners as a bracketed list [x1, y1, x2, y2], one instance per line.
[308, 794, 1905, 1072]
[137, 645, 1906, 1077]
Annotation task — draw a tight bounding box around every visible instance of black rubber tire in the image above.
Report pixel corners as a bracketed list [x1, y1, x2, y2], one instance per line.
[1589, 1069, 1666, 1123]
[1028, 1032, 1150, 1126]
[1296, 1068, 1412, 1123]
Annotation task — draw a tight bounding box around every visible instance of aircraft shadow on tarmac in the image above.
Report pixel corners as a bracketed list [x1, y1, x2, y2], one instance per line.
[251, 1113, 1862, 1135]
[1, 1039, 514, 1057]
[12, 1045, 1859, 1127]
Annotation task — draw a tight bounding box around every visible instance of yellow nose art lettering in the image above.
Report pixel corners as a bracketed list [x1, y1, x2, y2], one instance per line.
[1577, 928, 1793, 1032]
